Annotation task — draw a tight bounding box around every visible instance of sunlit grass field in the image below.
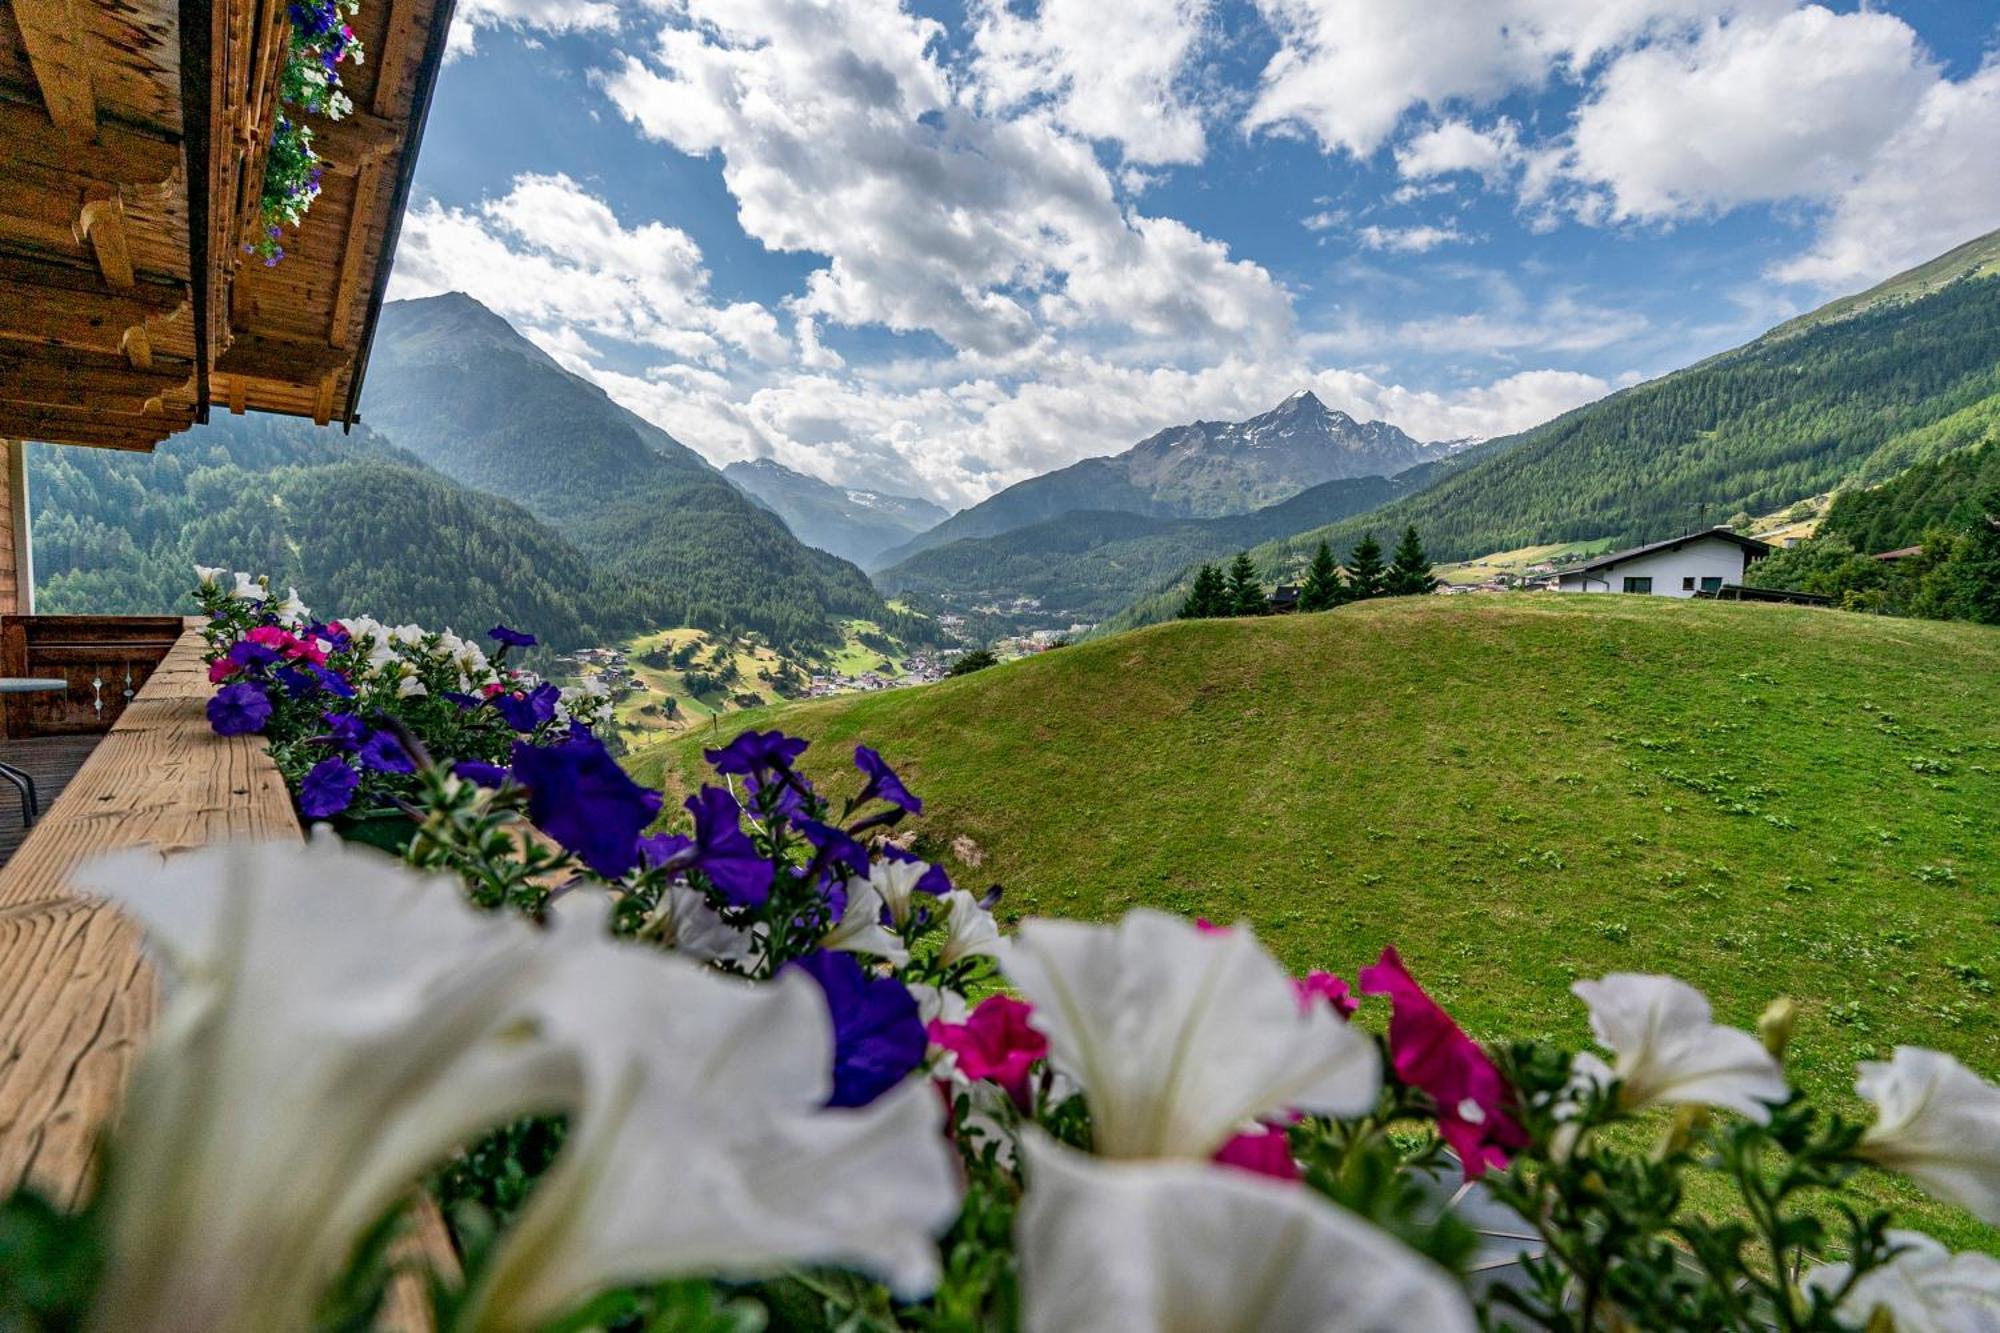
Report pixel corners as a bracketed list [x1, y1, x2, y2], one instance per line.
[628, 595, 2000, 1248]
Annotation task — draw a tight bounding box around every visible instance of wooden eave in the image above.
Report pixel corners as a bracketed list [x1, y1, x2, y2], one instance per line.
[0, 0, 456, 452]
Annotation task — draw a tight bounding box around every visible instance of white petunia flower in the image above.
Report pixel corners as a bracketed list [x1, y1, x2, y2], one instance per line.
[228, 571, 266, 602]
[194, 563, 227, 590]
[1015, 1132, 1476, 1333]
[857, 857, 933, 930]
[642, 885, 756, 965]
[1568, 974, 1787, 1123]
[1002, 910, 1379, 1159]
[909, 982, 970, 1027]
[1856, 1047, 2000, 1224]
[75, 837, 574, 1333]
[936, 889, 1005, 967]
[1805, 1230, 2000, 1333]
[272, 587, 310, 624]
[820, 877, 909, 966]
[397, 674, 428, 698]
[462, 910, 962, 1331]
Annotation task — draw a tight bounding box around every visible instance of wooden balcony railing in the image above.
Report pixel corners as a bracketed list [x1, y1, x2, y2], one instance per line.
[0, 618, 452, 1329]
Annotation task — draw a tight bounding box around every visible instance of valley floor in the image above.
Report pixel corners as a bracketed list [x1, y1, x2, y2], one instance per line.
[629, 594, 2000, 1250]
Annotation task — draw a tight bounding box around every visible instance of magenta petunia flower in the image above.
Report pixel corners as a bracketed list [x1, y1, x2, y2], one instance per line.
[1294, 971, 1359, 1019]
[1212, 1125, 1299, 1182]
[930, 993, 1048, 1111]
[1358, 946, 1526, 1179]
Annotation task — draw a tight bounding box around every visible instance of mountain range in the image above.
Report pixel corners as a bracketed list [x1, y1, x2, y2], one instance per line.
[1104, 226, 2000, 630]
[359, 294, 920, 651]
[876, 391, 1446, 567]
[722, 457, 949, 566]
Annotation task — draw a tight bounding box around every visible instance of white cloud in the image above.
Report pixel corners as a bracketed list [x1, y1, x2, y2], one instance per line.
[1245, 0, 1764, 158]
[1565, 5, 1936, 221]
[447, 0, 618, 60]
[969, 0, 1215, 166]
[1773, 58, 2000, 288]
[1396, 119, 1522, 182]
[597, 0, 1293, 362]
[387, 173, 788, 366]
[1355, 224, 1467, 254]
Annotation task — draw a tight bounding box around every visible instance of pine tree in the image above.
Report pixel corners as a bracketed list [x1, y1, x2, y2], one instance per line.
[1299, 539, 1342, 612]
[1345, 532, 1388, 600]
[1385, 525, 1439, 596]
[1178, 564, 1225, 619]
[1225, 552, 1267, 615]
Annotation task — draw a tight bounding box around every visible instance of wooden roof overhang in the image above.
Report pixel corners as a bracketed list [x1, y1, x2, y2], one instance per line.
[0, 0, 456, 453]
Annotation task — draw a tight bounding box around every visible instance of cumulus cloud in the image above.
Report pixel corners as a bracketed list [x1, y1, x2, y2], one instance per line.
[1564, 6, 1936, 221]
[386, 173, 789, 365]
[968, 0, 1215, 166]
[1773, 58, 2000, 288]
[1245, 0, 1763, 158]
[598, 0, 1291, 362]
[1396, 119, 1522, 182]
[447, 0, 619, 60]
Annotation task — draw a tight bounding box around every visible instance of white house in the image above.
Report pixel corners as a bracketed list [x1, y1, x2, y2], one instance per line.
[1556, 528, 1772, 597]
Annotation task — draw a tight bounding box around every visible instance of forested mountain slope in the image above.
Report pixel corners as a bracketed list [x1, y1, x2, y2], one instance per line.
[1103, 235, 2000, 629]
[31, 415, 634, 650]
[1820, 436, 2000, 555]
[362, 294, 916, 649]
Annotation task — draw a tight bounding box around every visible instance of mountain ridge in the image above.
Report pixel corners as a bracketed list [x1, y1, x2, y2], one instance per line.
[723, 457, 949, 566]
[876, 391, 1444, 567]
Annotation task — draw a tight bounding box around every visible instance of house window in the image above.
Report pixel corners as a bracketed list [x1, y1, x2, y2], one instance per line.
[1701, 576, 1724, 592]
[1621, 577, 1653, 594]
[1682, 576, 1696, 591]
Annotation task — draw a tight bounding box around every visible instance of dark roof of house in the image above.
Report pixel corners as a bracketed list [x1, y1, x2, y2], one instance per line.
[1569, 527, 1773, 575]
[1269, 585, 1300, 604]
[1872, 545, 1924, 561]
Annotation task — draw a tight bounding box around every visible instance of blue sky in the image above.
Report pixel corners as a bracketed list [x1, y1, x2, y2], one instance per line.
[386, 0, 2000, 507]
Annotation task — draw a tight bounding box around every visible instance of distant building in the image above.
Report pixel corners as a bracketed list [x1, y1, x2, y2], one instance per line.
[1872, 544, 1924, 562]
[1556, 528, 1772, 597]
[1268, 585, 1300, 613]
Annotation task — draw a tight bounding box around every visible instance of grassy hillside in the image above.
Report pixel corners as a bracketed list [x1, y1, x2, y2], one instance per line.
[1764, 227, 2000, 342]
[633, 596, 2000, 1248]
[603, 620, 907, 739]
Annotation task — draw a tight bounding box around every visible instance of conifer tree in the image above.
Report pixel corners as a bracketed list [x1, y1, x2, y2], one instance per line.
[1345, 533, 1388, 600]
[1225, 552, 1267, 615]
[1299, 540, 1342, 612]
[1178, 564, 1225, 619]
[1385, 525, 1439, 596]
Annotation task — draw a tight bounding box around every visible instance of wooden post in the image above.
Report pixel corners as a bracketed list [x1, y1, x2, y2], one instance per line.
[0, 439, 30, 616]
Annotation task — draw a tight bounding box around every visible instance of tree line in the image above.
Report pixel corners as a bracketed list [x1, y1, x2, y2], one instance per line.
[1178, 526, 1438, 619]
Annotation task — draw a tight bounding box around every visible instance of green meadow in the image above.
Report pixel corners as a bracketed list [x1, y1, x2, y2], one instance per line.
[629, 595, 2000, 1248]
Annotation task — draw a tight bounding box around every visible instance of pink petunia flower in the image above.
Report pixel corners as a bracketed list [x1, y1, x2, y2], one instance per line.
[1212, 1124, 1300, 1181]
[207, 659, 237, 684]
[1358, 946, 1526, 1179]
[1295, 970, 1359, 1019]
[929, 994, 1048, 1112]
[1194, 918, 1230, 935]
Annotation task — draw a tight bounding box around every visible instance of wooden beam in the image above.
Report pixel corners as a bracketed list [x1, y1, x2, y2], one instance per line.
[121, 324, 154, 370]
[328, 160, 383, 349]
[213, 331, 355, 385]
[0, 348, 194, 412]
[312, 373, 336, 426]
[77, 191, 135, 290]
[11, 0, 97, 136]
[226, 374, 245, 415]
[0, 101, 180, 187]
[313, 109, 404, 176]
[0, 275, 189, 356]
[372, 0, 422, 117]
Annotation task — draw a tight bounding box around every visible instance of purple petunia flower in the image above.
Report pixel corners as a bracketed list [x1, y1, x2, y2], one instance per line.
[744, 768, 807, 820]
[452, 759, 508, 788]
[321, 711, 368, 750]
[491, 681, 561, 732]
[442, 690, 483, 710]
[798, 818, 871, 876]
[510, 731, 664, 878]
[681, 786, 776, 908]
[299, 757, 359, 818]
[207, 682, 273, 736]
[307, 664, 355, 699]
[274, 666, 317, 699]
[226, 639, 282, 670]
[704, 729, 810, 778]
[787, 951, 928, 1108]
[488, 624, 537, 650]
[854, 745, 922, 814]
[355, 730, 416, 774]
